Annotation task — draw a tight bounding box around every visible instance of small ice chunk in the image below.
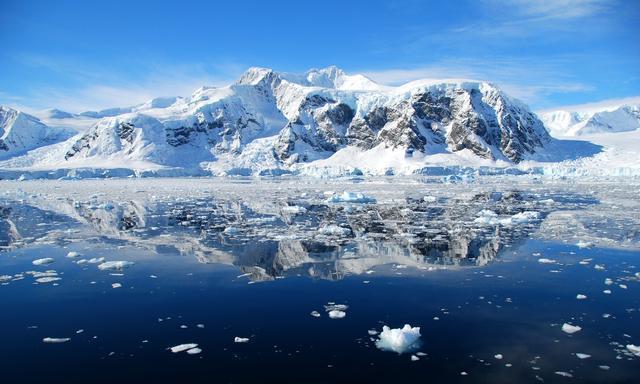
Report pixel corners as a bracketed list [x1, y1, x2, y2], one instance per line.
[234, 337, 249, 343]
[66, 252, 80, 258]
[170, 343, 198, 353]
[310, 311, 321, 318]
[577, 241, 594, 249]
[619, 284, 627, 289]
[562, 323, 582, 334]
[603, 289, 611, 294]
[411, 355, 420, 361]
[98, 261, 134, 271]
[111, 283, 122, 289]
[196, 324, 205, 328]
[43, 337, 70, 343]
[575, 353, 591, 359]
[576, 294, 587, 300]
[33, 258, 55, 266]
[186, 347, 202, 355]
[627, 344, 640, 356]
[36, 277, 61, 283]
[325, 191, 376, 204]
[375, 324, 422, 354]
[368, 329, 379, 336]
[604, 278, 613, 285]
[88, 257, 105, 264]
[494, 354, 503, 360]
[538, 258, 556, 264]
[318, 224, 351, 237]
[555, 371, 573, 378]
[328, 310, 346, 319]
[594, 264, 605, 270]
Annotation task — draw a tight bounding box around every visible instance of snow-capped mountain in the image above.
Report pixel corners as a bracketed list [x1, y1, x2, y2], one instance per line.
[0, 66, 554, 176]
[0, 106, 74, 160]
[540, 104, 640, 137]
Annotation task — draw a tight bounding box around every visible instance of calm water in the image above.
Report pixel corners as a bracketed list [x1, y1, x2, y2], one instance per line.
[0, 177, 638, 383]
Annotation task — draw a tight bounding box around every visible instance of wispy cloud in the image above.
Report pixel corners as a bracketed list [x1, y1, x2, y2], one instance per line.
[536, 95, 640, 113]
[2, 54, 245, 113]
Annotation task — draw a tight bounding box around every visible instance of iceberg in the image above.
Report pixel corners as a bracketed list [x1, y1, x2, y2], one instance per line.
[375, 324, 422, 354]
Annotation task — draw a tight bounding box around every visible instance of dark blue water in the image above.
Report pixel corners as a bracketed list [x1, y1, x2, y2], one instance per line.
[1, 239, 639, 383]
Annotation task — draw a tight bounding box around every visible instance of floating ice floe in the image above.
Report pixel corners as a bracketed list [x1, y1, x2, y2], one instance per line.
[87, 257, 105, 264]
[575, 353, 591, 359]
[604, 278, 613, 285]
[577, 240, 594, 249]
[32, 258, 54, 266]
[318, 225, 351, 237]
[555, 371, 573, 378]
[411, 355, 420, 361]
[538, 258, 557, 264]
[627, 344, 640, 356]
[328, 310, 346, 319]
[281, 205, 307, 215]
[36, 277, 61, 283]
[186, 347, 202, 354]
[576, 294, 587, 300]
[234, 337, 249, 343]
[170, 343, 198, 353]
[310, 311, 321, 318]
[111, 283, 122, 289]
[375, 324, 422, 354]
[474, 210, 540, 226]
[494, 354, 503, 360]
[561, 323, 582, 334]
[66, 252, 80, 258]
[325, 192, 376, 204]
[43, 337, 70, 343]
[98, 261, 134, 271]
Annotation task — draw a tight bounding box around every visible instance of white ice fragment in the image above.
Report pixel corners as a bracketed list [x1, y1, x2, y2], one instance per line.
[604, 278, 613, 285]
[423, 196, 437, 203]
[538, 258, 556, 264]
[186, 347, 202, 355]
[328, 310, 346, 319]
[318, 224, 351, 237]
[88, 257, 105, 264]
[594, 264, 605, 270]
[36, 277, 61, 283]
[576, 294, 587, 300]
[170, 343, 198, 353]
[325, 191, 376, 204]
[43, 337, 70, 343]
[281, 205, 307, 215]
[111, 283, 122, 289]
[98, 261, 134, 271]
[494, 354, 503, 360]
[234, 337, 250, 343]
[627, 344, 640, 356]
[32, 258, 54, 266]
[411, 355, 420, 361]
[555, 371, 573, 378]
[368, 329, 379, 336]
[562, 323, 582, 334]
[619, 284, 627, 289]
[66, 252, 80, 258]
[575, 353, 591, 359]
[603, 289, 611, 294]
[577, 241, 594, 249]
[196, 324, 205, 328]
[310, 311, 321, 318]
[375, 324, 422, 354]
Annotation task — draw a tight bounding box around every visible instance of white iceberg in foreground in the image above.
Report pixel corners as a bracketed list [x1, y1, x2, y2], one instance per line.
[375, 324, 422, 354]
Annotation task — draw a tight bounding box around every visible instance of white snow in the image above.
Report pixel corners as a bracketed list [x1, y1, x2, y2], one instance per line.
[375, 324, 422, 354]
[561, 323, 582, 334]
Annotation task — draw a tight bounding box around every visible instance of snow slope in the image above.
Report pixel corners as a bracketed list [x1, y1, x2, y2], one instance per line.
[540, 104, 640, 137]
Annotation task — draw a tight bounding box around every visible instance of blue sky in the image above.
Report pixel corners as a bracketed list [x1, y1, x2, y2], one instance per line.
[1, 0, 638, 112]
